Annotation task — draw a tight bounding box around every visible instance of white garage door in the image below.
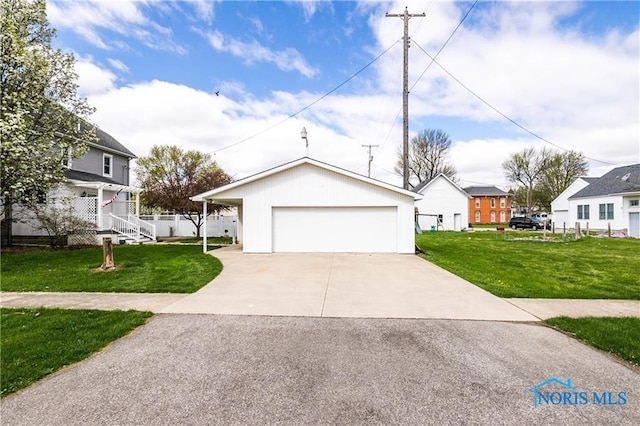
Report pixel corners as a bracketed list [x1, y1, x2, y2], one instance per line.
[272, 207, 397, 252]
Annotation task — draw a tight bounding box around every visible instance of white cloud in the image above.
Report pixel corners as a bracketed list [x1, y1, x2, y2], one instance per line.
[368, 0, 639, 183]
[47, 0, 186, 54]
[107, 58, 129, 73]
[75, 58, 117, 96]
[203, 30, 319, 78]
[73, 1, 638, 192]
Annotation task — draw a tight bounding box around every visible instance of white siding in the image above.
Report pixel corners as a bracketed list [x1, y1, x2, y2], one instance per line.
[551, 178, 590, 218]
[568, 195, 626, 231]
[415, 175, 469, 231]
[211, 163, 415, 253]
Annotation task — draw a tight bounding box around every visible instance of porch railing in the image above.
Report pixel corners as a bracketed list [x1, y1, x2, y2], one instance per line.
[109, 214, 156, 242]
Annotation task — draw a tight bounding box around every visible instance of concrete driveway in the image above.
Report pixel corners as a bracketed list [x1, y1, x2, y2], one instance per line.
[162, 247, 537, 321]
[2, 315, 638, 425]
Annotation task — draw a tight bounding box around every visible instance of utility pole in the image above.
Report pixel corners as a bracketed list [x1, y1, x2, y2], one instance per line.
[386, 7, 425, 190]
[361, 144, 379, 177]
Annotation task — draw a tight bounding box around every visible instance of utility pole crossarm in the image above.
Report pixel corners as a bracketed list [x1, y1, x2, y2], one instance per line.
[386, 7, 425, 190]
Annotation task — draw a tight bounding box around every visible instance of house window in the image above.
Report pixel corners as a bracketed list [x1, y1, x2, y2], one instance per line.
[490, 211, 496, 223]
[500, 211, 506, 222]
[599, 203, 614, 220]
[578, 205, 590, 220]
[103, 154, 113, 177]
[631, 200, 639, 207]
[61, 147, 72, 168]
[475, 211, 481, 223]
[475, 198, 480, 208]
[500, 198, 506, 208]
[490, 198, 496, 208]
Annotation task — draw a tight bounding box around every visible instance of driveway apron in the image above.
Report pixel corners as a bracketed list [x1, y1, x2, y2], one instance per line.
[162, 247, 537, 321]
[2, 315, 638, 425]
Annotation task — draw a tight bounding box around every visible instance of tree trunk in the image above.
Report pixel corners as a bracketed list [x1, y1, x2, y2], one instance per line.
[2, 201, 13, 246]
[101, 237, 115, 270]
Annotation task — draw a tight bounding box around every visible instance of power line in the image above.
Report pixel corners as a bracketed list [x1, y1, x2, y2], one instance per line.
[412, 42, 618, 166]
[212, 40, 400, 154]
[409, 0, 478, 93]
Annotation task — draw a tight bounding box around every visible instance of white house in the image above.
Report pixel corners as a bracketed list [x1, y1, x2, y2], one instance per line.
[413, 174, 470, 231]
[549, 177, 596, 227]
[551, 164, 640, 237]
[192, 158, 421, 253]
[4, 125, 155, 245]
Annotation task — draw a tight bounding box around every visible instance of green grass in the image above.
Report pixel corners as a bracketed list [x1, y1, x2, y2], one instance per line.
[1, 308, 152, 396]
[1, 244, 223, 293]
[416, 231, 640, 299]
[546, 317, 640, 367]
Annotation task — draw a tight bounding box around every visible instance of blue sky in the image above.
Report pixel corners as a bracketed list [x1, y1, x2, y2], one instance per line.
[48, 0, 640, 188]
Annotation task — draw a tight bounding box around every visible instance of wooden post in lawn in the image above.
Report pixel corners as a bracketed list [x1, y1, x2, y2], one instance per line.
[101, 237, 115, 270]
[575, 222, 581, 240]
[586, 222, 589, 236]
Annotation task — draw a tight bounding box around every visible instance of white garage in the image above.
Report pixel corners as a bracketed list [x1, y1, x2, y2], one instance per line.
[192, 158, 420, 254]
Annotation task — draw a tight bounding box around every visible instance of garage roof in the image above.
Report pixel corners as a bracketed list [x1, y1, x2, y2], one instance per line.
[191, 157, 421, 202]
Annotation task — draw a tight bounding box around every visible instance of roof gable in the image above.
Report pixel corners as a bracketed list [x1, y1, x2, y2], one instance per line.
[569, 164, 640, 199]
[414, 173, 470, 198]
[81, 123, 136, 158]
[192, 157, 421, 202]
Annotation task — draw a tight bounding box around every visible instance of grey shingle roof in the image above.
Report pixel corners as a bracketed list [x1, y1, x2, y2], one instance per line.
[65, 169, 121, 185]
[463, 186, 509, 197]
[81, 123, 136, 158]
[569, 164, 640, 199]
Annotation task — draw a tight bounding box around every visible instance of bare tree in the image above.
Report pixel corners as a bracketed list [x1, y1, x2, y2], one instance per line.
[502, 147, 551, 215]
[395, 129, 457, 188]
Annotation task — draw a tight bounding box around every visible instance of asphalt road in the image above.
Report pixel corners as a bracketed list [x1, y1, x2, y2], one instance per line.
[2, 315, 639, 425]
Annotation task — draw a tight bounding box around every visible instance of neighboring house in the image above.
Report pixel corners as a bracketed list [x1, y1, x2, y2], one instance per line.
[551, 164, 640, 237]
[192, 157, 420, 253]
[550, 177, 597, 227]
[9, 126, 156, 244]
[463, 186, 512, 225]
[413, 174, 470, 231]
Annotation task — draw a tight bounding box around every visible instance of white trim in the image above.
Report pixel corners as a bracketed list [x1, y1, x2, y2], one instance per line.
[415, 173, 470, 198]
[68, 179, 142, 194]
[191, 157, 421, 202]
[103, 153, 113, 178]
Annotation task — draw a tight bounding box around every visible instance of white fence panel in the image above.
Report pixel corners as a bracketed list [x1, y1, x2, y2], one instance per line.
[139, 215, 237, 237]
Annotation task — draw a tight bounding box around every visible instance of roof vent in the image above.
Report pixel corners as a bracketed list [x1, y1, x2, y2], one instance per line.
[621, 173, 630, 182]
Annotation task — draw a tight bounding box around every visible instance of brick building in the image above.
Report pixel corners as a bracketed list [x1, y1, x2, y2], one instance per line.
[463, 186, 512, 225]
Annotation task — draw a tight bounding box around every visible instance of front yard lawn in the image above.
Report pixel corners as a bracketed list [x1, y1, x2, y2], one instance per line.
[546, 317, 640, 367]
[1, 244, 222, 293]
[416, 232, 639, 299]
[1, 308, 152, 397]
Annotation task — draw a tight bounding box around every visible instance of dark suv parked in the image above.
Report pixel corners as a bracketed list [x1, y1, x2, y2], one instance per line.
[509, 216, 550, 230]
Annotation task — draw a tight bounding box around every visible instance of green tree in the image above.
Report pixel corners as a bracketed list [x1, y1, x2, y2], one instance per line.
[1, 0, 95, 242]
[395, 128, 457, 188]
[537, 151, 588, 211]
[135, 146, 233, 237]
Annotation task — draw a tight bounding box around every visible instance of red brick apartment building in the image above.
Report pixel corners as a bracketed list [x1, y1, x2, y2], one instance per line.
[463, 186, 512, 224]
